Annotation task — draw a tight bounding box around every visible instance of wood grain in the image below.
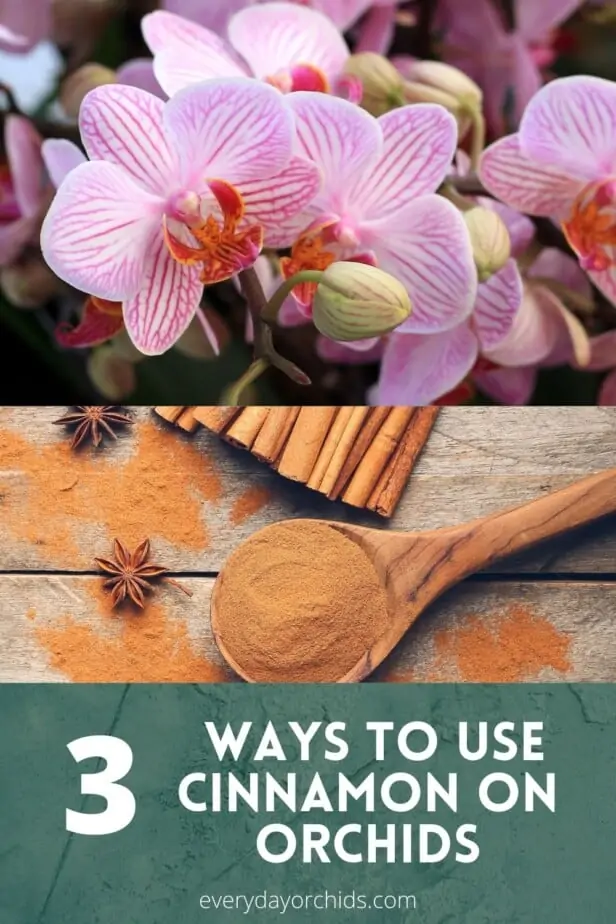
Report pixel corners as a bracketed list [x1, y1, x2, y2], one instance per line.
[1, 575, 614, 683]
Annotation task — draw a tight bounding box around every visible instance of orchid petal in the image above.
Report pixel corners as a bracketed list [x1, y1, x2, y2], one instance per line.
[228, 3, 349, 83]
[485, 284, 561, 367]
[5, 115, 43, 218]
[0, 0, 50, 51]
[539, 293, 591, 367]
[517, 0, 581, 39]
[79, 84, 177, 195]
[143, 9, 230, 55]
[520, 75, 616, 180]
[309, 0, 374, 30]
[474, 259, 523, 351]
[599, 369, 616, 406]
[165, 78, 294, 187]
[287, 92, 382, 210]
[162, 0, 256, 35]
[56, 297, 124, 348]
[585, 330, 616, 372]
[529, 247, 593, 298]
[42, 139, 86, 189]
[508, 38, 543, 128]
[377, 326, 479, 405]
[354, 3, 397, 54]
[584, 262, 616, 309]
[474, 366, 537, 405]
[353, 105, 457, 221]
[41, 161, 162, 301]
[479, 134, 584, 219]
[369, 195, 477, 334]
[238, 156, 322, 248]
[154, 46, 246, 98]
[116, 59, 165, 99]
[123, 236, 203, 355]
[317, 336, 383, 363]
[0, 215, 37, 267]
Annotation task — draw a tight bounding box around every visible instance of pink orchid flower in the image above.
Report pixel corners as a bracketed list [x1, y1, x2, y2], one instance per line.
[0, 0, 50, 51]
[40, 79, 321, 355]
[438, 0, 581, 133]
[0, 115, 47, 267]
[276, 93, 477, 342]
[142, 3, 350, 99]
[583, 331, 616, 405]
[480, 75, 616, 308]
[473, 248, 592, 404]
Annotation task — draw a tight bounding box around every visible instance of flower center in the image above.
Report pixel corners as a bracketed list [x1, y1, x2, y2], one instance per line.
[0, 164, 20, 223]
[266, 63, 330, 94]
[562, 178, 616, 273]
[163, 180, 264, 285]
[280, 225, 338, 311]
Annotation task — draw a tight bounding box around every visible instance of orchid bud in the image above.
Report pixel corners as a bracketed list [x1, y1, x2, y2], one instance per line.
[403, 61, 482, 138]
[343, 53, 405, 117]
[87, 346, 136, 401]
[60, 63, 117, 119]
[1, 258, 59, 309]
[464, 207, 511, 282]
[312, 262, 411, 342]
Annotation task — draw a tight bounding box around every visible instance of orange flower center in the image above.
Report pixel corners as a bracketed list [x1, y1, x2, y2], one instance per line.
[163, 180, 264, 285]
[280, 228, 337, 310]
[562, 178, 616, 273]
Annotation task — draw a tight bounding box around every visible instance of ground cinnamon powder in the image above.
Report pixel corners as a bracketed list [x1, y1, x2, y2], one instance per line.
[214, 521, 391, 682]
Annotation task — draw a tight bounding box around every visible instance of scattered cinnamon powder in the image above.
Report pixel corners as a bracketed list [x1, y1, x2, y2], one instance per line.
[34, 583, 234, 682]
[0, 419, 222, 566]
[213, 520, 391, 683]
[230, 484, 271, 526]
[377, 605, 572, 683]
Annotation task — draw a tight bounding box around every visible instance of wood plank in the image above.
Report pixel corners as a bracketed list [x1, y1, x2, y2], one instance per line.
[1, 575, 615, 683]
[0, 406, 614, 573]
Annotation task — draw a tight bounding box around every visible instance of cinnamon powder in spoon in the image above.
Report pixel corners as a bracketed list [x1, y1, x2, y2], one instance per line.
[214, 521, 390, 683]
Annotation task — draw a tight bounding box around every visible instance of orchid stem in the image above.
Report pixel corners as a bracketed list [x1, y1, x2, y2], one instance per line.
[262, 270, 325, 323]
[222, 357, 270, 405]
[441, 183, 475, 212]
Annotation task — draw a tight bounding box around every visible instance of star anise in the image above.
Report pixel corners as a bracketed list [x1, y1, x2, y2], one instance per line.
[94, 539, 192, 609]
[53, 406, 133, 449]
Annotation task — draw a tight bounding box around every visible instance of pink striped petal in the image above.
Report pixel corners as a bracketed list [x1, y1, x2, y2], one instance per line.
[42, 139, 86, 188]
[479, 134, 584, 219]
[238, 156, 322, 247]
[80, 85, 177, 195]
[5, 115, 44, 218]
[377, 325, 479, 405]
[228, 3, 349, 83]
[123, 236, 203, 354]
[520, 76, 616, 180]
[599, 369, 616, 406]
[165, 78, 294, 188]
[586, 331, 616, 372]
[142, 11, 246, 97]
[349, 105, 457, 221]
[485, 284, 560, 367]
[474, 259, 523, 351]
[474, 366, 537, 405]
[287, 92, 381, 210]
[40, 161, 162, 301]
[369, 195, 477, 334]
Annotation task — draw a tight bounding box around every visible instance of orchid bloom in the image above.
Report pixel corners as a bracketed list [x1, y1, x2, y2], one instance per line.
[142, 3, 350, 99]
[0, 0, 50, 50]
[273, 93, 477, 350]
[583, 331, 616, 405]
[480, 75, 616, 308]
[0, 115, 48, 267]
[40, 79, 321, 355]
[438, 0, 581, 133]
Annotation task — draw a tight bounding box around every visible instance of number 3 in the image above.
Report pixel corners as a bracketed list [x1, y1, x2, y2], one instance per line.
[66, 735, 136, 835]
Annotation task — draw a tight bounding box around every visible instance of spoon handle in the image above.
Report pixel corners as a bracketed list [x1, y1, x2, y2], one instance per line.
[446, 466, 616, 580]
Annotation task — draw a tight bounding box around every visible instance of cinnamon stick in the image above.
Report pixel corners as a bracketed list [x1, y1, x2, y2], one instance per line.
[307, 407, 355, 490]
[318, 407, 371, 497]
[277, 407, 339, 483]
[252, 407, 301, 464]
[176, 408, 200, 432]
[224, 407, 271, 450]
[154, 406, 186, 424]
[342, 407, 416, 508]
[192, 407, 241, 434]
[327, 407, 391, 500]
[367, 407, 440, 517]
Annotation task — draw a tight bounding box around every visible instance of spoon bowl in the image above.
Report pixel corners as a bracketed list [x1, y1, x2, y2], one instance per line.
[211, 467, 616, 683]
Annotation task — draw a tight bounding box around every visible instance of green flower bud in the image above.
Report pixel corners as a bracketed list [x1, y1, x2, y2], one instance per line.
[0, 258, 59, 309]
[312, 262, 411, 342]
[343, 53, 406, 117]
[87, 346, 136, 401]
[60, 62, 117, 120]
[403, 61, 483, 140]
[464, 207, 511, 282]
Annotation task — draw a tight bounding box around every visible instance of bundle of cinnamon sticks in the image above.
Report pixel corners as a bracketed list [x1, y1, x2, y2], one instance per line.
[154, 406, 440, 517]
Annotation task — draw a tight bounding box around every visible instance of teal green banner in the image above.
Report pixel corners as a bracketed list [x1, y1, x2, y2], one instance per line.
[0, 684, 614, 922]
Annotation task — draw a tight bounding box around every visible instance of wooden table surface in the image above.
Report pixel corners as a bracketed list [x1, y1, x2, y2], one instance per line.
[0, 405, 615, 683]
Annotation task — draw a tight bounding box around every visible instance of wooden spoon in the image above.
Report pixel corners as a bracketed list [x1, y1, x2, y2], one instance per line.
[211, 468, 616, 683]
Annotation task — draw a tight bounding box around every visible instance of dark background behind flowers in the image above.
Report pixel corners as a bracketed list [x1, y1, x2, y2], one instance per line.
[1, 0, 613, 405]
